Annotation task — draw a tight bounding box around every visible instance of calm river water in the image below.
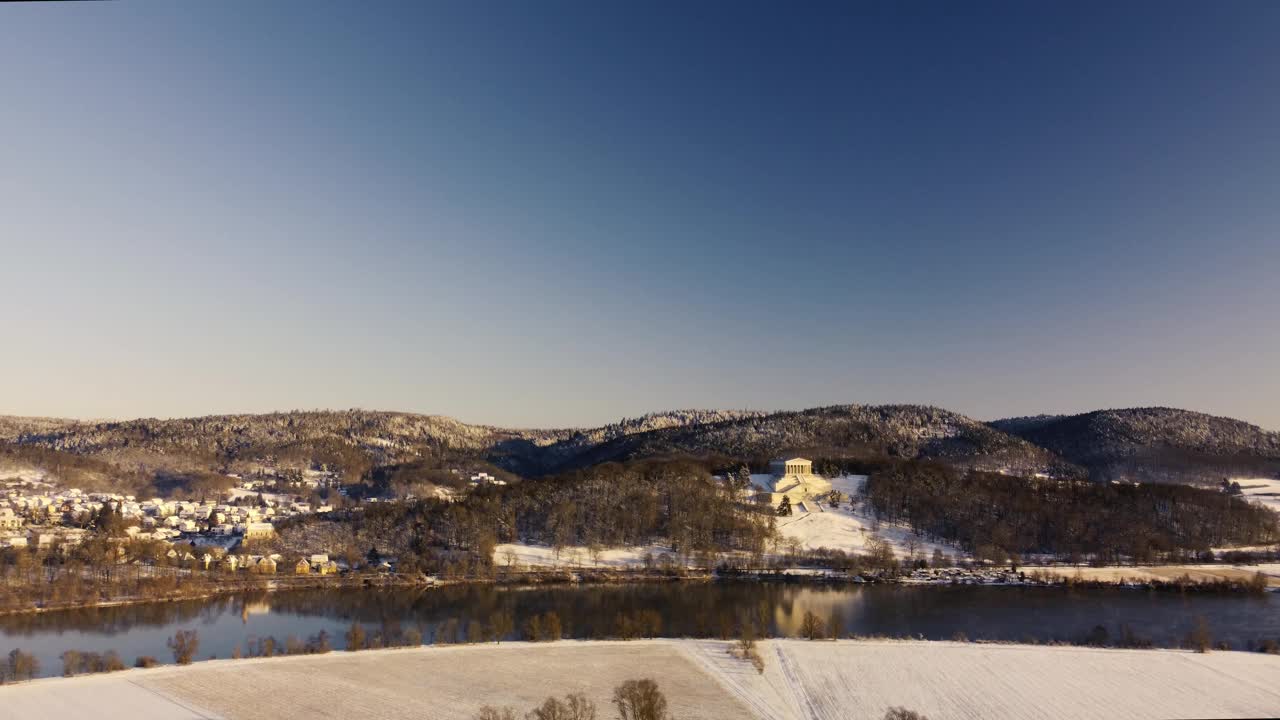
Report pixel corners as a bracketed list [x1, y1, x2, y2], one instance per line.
[2, 582, 1276, 678]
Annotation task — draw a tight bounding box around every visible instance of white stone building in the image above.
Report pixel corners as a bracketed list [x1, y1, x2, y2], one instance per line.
[758, 457, 832, 506]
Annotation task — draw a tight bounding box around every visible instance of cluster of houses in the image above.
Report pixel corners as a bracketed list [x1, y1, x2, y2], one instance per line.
[468, 471, 507, 487]
[0, 478, 331, 552]
[137, 547, 342, 576]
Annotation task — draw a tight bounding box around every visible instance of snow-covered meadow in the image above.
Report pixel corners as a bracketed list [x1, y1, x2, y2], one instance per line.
[772, 475, 960, 561]
[7, 639, 1279, 720]
[1234, 477, 1280, 513]
[493, 542, 678, 569]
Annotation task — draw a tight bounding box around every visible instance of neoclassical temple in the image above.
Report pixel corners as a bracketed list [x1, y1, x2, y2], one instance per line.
[759, 457, 832, 506]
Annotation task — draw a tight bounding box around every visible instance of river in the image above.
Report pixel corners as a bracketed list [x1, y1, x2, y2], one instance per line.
[2, 582, 1276, 678]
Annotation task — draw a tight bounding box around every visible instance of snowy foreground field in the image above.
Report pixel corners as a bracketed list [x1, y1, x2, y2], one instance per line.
[4, 639, 1278, 720]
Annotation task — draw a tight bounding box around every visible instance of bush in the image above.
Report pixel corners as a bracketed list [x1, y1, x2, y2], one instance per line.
[543, 612, 563, 641]
[135, 655, 159, 669]
[168, 629, 200, 665]
[308, 630, 333, 654]
[1249, 571, 1269, 594]
[6, 649, 39, 682]
[1117, 624, 1153, 649]
[527, 693, 598, 720]
[828, 613, 845, 640]
[61, 650, 82, 677]
[475, 707, 518, 720]
[103, 650, 125, 672]
[1083, 625, 1109, 647]
[404, 627, 423, 647]
[345, 621, 366, 651]
[731, 625, 765, 674]
[884, 708, 929, 720]
[613, 678, 670, 720]
[1185, 616, 1212, 654]
[488, 611, 514, 643]
[524, 612, 563, 642]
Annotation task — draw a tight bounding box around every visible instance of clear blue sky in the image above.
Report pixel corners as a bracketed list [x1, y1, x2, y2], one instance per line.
[2, 2, 1277, 429]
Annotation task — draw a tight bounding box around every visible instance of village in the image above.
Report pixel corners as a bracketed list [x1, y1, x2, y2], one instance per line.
[0, 470, 346, 575]
[0, 463, 524, 583]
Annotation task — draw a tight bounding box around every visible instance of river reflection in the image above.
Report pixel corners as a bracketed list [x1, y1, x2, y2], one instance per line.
[1, 582, 1275, 678]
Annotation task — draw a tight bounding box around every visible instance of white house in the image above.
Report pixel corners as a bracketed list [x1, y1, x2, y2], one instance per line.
[244, 522, 275, 541]
[0, 508, 23, 530]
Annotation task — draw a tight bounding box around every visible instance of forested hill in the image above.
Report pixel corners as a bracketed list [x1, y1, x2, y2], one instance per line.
[990, 408, 1280, 485]
[1, 406, 1076, 483]
[5, 404, 1278, 492]
[536, 405, 1079, 478]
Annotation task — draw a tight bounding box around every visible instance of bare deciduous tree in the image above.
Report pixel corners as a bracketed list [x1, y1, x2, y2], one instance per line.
[168, 629, 200, 665]
[613, 678, 670, 720]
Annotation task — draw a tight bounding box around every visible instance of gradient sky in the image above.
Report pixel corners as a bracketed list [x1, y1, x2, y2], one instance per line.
[2, 2, 1278, 429]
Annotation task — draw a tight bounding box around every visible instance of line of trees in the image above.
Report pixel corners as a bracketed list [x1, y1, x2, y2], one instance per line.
[477, 678, 673, 720]
[0, 649, 39, 682]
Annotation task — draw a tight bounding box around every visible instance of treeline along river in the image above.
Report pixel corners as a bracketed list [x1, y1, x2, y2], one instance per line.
[1, 582, 1277, 678]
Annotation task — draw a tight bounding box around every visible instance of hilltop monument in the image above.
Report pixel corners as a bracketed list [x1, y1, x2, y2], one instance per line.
[759, 457, 832, 506]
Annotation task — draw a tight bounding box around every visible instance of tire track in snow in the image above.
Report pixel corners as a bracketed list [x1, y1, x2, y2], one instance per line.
[678, 641, 791, 720]
[774, 644, 822, 720]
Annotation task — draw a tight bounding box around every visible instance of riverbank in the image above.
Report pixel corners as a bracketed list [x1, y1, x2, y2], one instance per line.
[1021, 562, 1280, 587]
[0, 568, 714, 617]
[4, 560, 1275, 619]
[3, 638, 1279, 719]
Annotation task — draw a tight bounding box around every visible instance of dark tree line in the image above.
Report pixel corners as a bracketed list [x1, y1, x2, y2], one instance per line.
[348, 459, 776, 572]
[864, 461, 1279, 560]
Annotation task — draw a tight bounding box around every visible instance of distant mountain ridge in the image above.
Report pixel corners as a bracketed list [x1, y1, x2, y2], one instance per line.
[990, 407, 1280, 485]
[3, 404, 1277, 490]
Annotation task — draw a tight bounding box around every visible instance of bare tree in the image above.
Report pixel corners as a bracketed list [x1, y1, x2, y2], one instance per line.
[800, 611, 826, 640]
[168, 629, 200, 665]
[526, 693, 598, 720]
[1186, 616, 1212, 653]
[6, 649, 39, 681]
[489, 610, 514, 643]
[613, 678, 670, 720]
[60, 650, 82, 677]
[345, 621, 366, 651]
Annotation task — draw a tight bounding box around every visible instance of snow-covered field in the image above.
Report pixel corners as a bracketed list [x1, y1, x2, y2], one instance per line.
[684, 639, 1280, 720]
[1234, 477, 1280, 513]
[5, 639, 1279, 720]
[493, 542, 678, 569]
[225, 488, 295, 504]
[1023, 563, 1280, 587]
[774, 476, 960, 561]
[0, 468, 50, 485]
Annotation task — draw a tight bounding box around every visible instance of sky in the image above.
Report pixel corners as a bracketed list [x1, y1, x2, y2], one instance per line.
[1, 1, 1278, 430]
